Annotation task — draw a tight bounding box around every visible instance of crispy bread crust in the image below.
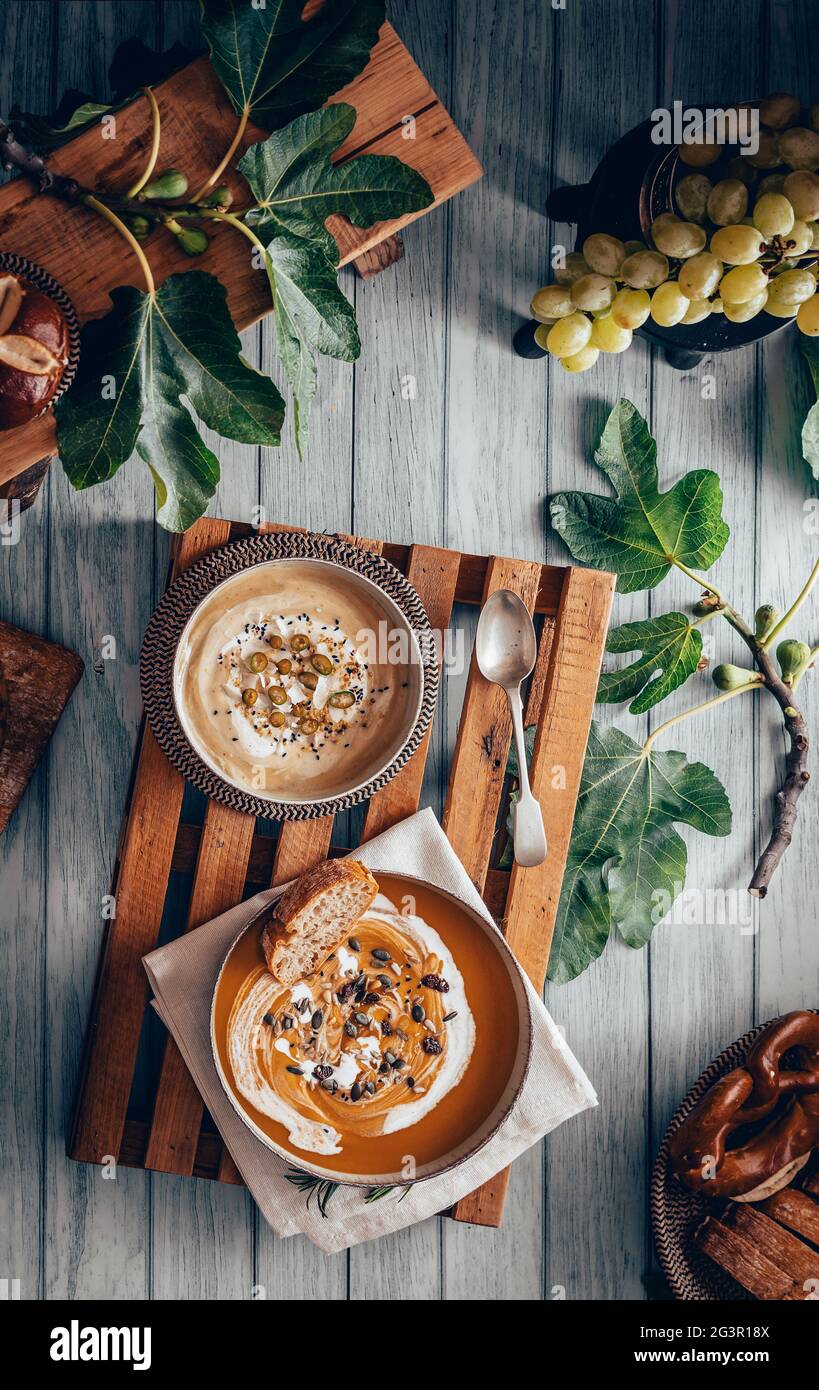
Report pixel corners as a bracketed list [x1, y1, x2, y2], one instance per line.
[260, 859, 378, 979]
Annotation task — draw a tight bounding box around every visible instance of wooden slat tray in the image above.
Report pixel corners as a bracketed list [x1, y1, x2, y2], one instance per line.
[0, 21, 482, 492]
[68, 518, 614, 1229]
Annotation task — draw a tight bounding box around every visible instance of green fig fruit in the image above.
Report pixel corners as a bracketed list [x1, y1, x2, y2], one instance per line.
[175, 226, 209, 256]
[128, 214, 151, 241]
[202, 185, 233, 209]
[754, 603, 779, 640]
[712, 663, 756, 691]
[141, 168, 188, 200]
[776, 638, 811, 683]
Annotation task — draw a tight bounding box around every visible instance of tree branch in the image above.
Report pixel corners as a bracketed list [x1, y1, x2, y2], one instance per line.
[0, 118, 86, 199]
[0, 117, 241, 224]
[734, 625, 811, 898]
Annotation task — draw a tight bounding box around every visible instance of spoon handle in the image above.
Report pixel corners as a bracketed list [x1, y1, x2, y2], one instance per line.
[507, 685, 548, 868]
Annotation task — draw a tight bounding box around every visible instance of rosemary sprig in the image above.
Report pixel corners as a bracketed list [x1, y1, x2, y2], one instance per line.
[284, 1167, 339, 1218]
[284, 1167, 414, 1215]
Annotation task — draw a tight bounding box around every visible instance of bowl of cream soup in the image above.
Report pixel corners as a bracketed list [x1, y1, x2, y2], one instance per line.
[140, 532, 438, 818]
[210, 873, 533, 1186]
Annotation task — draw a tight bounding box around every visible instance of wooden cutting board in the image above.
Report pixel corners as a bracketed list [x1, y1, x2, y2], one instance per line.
[0, 620, 83, 832]
[0, 21, 482, 491]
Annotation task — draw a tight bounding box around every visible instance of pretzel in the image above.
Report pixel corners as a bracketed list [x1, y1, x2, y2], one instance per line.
[669, 1011, 819, 1201]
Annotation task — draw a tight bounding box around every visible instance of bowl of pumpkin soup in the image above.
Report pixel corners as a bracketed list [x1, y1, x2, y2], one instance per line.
[211, 872, 533, 1186]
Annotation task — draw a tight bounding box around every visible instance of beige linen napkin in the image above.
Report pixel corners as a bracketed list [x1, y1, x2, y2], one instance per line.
[143, 807, 596, 1253]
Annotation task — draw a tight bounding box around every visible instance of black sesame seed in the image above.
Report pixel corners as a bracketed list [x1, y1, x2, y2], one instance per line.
[286, 1065, 303, 1076]
[350, 1082, 362, 1102]
[372, 948, 391, 962]
[406, 1076, 415, 1088]
[348, 937, 361, 952]
[311, 1010, 323, 1030]
[443, 1011, 459, 1023]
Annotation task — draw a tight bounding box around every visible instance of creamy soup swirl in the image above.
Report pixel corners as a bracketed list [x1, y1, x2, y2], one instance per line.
[226, 894, 475, 1156]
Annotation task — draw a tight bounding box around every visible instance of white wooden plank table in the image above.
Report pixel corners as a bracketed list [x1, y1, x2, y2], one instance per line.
[1, 0, 817, 1301]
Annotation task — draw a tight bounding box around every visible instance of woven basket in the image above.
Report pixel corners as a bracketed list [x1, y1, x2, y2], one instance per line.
[651, 1014, 817, 1300]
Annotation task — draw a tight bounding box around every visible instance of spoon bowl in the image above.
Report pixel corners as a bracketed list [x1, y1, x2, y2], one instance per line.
[476, 589, 538, 688]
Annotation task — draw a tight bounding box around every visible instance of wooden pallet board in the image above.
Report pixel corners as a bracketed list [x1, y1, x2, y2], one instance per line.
[0, 21, 482, 492]
[68, 518, 614, 1229]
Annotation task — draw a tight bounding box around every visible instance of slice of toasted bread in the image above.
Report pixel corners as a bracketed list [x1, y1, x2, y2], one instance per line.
[261, 858, 378, 985]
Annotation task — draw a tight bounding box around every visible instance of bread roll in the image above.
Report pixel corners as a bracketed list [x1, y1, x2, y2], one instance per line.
[0, 274, 69, 430]
[261, 859, 378, 985]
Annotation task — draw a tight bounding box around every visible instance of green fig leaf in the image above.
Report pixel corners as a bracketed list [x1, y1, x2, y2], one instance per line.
[8, 40, 197, 151]
[550, 399, 730, 593]
[261, 231, 359, 455]
[598, 612, 704, 714]
[55, 271, 284, 532]
[801, 338, 819, 479]
[240, 105, 431, 447]
[8, 92, 113, 151]
[240, 104, 433, 265]
[548, 722, 731, 984]
[200, 0, 384, 129]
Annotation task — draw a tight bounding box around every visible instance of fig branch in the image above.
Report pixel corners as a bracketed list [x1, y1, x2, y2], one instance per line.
[0, 113, 255, 276]
[685, 560, 817, 898]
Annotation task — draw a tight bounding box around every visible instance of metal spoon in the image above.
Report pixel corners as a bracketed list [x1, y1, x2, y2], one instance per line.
[475, 589, 547, 868]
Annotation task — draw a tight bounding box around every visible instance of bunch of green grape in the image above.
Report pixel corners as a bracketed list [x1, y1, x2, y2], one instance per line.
[531, 92, 819, 372]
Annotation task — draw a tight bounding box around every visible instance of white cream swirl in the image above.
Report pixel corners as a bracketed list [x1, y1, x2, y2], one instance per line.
[226, 893, 475, 1156]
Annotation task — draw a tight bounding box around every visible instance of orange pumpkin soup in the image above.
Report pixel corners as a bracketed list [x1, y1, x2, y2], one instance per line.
[212, 874, 523, 1177]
